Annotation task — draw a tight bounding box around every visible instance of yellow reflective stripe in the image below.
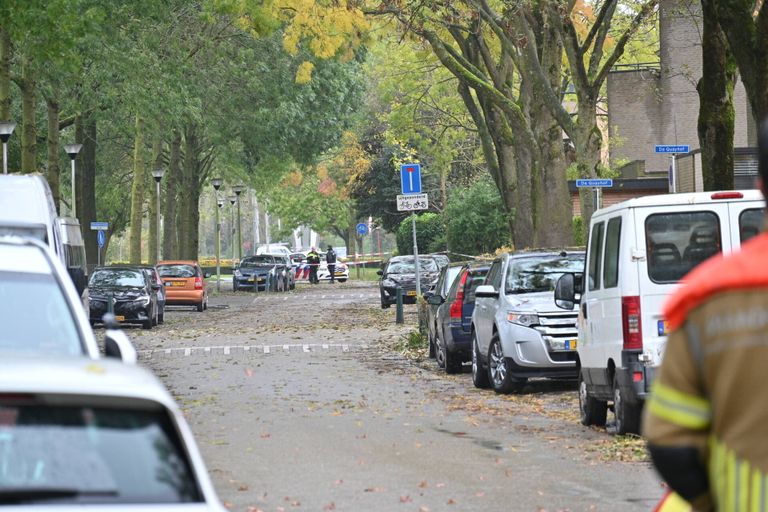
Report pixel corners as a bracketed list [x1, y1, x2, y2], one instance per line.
[648, 383, 711, 429]
[727, 449, 737, 512]
[711, 438, 726, 511]
[750, 468, 762, 512]
[740, 460, 751, 512]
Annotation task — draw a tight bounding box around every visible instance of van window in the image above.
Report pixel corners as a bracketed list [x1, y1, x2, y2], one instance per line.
[740, 208, 764, 243]
[646, 211, 721, 283]
[588, 222, 605, 291]
[603, 217, 621, 288]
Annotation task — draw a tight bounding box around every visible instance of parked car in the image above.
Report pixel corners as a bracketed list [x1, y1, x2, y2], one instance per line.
[0, 174, 88, 298]
[88, 266, 161, 329]
[255, 243, 292, 257]
[290, 252, 306, 268]
[554, 190, 764, 434]
[157, 260, 209, 311]
[135, 265, 166, 324]
[378, 256, 440, 308]
[0, 236, 107, 359]
[233, 255, 292, 292]
[426, 261, 491, 373]
[471, 250, 585, 393]
[0, 357, 226, 509]
[317, 260, 349, 282]
[275, 254, 297, 290]
[428, 253, 450, 269]
[425, 262, 465, 358]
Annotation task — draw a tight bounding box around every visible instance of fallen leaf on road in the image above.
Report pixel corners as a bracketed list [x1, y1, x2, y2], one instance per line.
[364, 487, 385, 493]
[244, 368, 255, 378]
[419, 507, 430, 512]
[323, 503, 336, 511]
[238, 485, 249, 491]
[246, 507, 263, 512]
[435, 483, 445, 488]
[418, 481, 428, 488]
[333, 480, 344, 486]
[447, 499, 456, 505]
[260, 433, 271, 438]
[223, 501, 233, 509]
[475, 492, 485, 497]
[399, 496, 412, 503]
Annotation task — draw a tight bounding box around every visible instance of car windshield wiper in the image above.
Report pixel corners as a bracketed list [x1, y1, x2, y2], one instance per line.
[0, 487, 119, 503]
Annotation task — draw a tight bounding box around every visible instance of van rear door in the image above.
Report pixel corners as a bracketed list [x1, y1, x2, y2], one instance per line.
[635, 203, 731, 365]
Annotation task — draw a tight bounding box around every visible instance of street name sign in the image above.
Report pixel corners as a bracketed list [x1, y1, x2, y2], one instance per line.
[655, 145, 689, 154]
[397, 193, 429, 212]
[400, 163, 422, 194]
[575, 179, 613, 187]
[90, 221, 109, 231]
[356, 223, 369, 236]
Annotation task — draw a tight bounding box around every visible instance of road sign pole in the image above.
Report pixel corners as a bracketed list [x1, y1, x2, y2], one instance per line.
[670, 154, 677, 193]
[412, 213, 421, 296]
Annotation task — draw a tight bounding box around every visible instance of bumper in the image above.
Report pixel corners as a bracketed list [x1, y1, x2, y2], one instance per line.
[497, 322, 578, 375]
[234, 275, 270, 290]
[89, 300, 151, 324]
[446, 323, 472, 353]
[165, 290, 205, 305]
[617, 351, 657, 403]
[381, 285, 418, 304]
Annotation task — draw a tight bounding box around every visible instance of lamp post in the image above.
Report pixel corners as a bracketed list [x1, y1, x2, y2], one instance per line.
[64, 143, 83, 217]
[0, 121, 16, 175]
[232, 185, 245, 261]
[151, 168, 166, 264]
[228, 195, 237, 262]
[211, 178, 223, 292]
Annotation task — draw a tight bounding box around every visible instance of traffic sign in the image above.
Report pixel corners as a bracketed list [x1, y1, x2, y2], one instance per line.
[97, 230, 106, 248]
[90, 221, 109, 231]
[400, 163, 422, 195]
[356, 223, 369, 236]
[655, 145, 689, 154]
[397, 193, 429, 212]
[575, 179, 613, 188]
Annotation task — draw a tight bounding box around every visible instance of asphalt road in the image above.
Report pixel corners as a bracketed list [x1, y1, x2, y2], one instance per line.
[128, 281, 664, 512]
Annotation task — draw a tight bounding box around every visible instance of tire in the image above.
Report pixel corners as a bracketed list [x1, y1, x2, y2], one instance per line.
[428, 327, 436, 359]
[196, 300, 204, 312]
[436, 333, 462, 374]
[152, 303, 159, 326]
[158, 309, 165, 324]
[381, 302, 390, 309]
[142, 316, 153, 330]
[471, 333, 491, 389]
[339, 279, 347, 283]
[488, 334, 526, 394]
[613, 375, 642, 435]
[579, 373, 607, 427]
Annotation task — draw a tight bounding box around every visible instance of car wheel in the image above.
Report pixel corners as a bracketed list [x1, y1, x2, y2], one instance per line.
[196, 300, 204, 312]
[204, 295, 208, 310]
[158, 308, 165, 324]
[152, 303, 159, 326]
[579, 373, 607, 427]
[142, 317, 153, 330]
[471, 333, 490, 389]
[613, 375, 641, 435]
[339, 279, 347, 283]
[428, 328, 436, 359]
[488, 334, 526, 394]
[233, 283, 238, 292]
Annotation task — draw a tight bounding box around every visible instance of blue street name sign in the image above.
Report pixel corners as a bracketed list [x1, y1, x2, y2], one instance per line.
[90, 221, 109, 231]
[97, 230, 106, 248]
[400, 163, 422, 195]
[575, 179, 613, 188]
[356, 223, 369, 236]
[655, 145, 690, 154]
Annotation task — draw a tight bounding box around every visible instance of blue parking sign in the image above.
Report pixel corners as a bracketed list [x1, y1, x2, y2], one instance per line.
[400, 163, 422, 194]
[97, 230, 106, 248]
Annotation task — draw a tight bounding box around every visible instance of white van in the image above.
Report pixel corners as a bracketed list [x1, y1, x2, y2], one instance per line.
[0, 174, 88, 296]
[555, 190, 764, 434]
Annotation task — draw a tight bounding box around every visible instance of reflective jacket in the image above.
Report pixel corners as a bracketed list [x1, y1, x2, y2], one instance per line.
[644, 232, 768, 511]
[306, 251, 320, 266]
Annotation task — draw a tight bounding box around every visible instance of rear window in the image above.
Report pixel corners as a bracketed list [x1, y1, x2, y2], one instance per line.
[463, 268, 490, 303]
[740, 208, 763, 243]
[157, 265, 197, 278]
[646, 211, 721, 283]
[0, 401, 202, 504]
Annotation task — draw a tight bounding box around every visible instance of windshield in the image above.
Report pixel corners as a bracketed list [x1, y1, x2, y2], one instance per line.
[0, 402, 202, 504]
[387, 258, 438, 274]
[240, 256, 274, 267]
[0, 271, 83, 356]
[90, 269, 145, 288]
[157, 265, 196, 278]
[505, 254, 585, 294]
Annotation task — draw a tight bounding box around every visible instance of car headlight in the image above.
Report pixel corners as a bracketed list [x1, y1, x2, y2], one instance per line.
[132, 297, 151, 307]
[507, 312, 539, 327]
[382, 279, 397, 287]
[234, 269, 242, 277]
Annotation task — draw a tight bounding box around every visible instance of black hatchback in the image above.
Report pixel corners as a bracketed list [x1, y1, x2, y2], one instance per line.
[88, 266, 161, 329]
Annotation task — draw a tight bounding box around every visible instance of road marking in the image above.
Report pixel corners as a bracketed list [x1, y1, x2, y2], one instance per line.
[322, 344, 329, 350]
[342, 344, 349, 352]
[283, 344, 290, 353]
[204, 347, 211, 355]
[303, 344, 310, 353]
[224, 346, 231, 355]
[263, 345, 270, 354]
[184, 348, 191, 356]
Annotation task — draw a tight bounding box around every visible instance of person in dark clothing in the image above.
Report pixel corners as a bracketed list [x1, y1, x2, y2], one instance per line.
[306, 247, 321, 284]
[326, 245, 337, 283]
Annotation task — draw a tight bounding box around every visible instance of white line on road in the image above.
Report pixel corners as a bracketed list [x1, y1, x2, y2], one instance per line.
[303, 344, 310, 353]
[184, 348, 191, 356]
[263, 346, 270, 354]
[224, 346, 231, 355]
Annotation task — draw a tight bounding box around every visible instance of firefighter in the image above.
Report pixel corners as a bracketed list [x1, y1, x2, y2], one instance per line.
[644, 120, 768, 511]
[306, 247, 321, 284]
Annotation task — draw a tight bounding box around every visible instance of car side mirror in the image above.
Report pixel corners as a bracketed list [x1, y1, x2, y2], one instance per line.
[475, 285, 498, 299]
[555, 273, 581, 310]
[102, 314, 137, 364]
[376, 269, 383, 276]
[151, 283, 162, 291]
[427, 294, 444, 306]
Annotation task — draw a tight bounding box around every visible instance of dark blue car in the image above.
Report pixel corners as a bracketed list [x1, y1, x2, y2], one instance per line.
[426, 261, 490, 373]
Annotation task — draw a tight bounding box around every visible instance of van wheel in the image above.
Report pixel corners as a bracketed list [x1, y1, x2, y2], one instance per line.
[613, 375, 641, 435]
[471, 334, 490, 389]
[488, 334, 526, 394]
[579, 373, 607, 426]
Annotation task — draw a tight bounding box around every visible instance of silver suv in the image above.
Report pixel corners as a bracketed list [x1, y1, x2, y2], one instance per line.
[470, 250, 585, 393]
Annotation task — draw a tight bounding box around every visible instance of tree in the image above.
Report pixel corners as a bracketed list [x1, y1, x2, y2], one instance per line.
[396, 212, 445, 255]
[445, 177, 510, 256]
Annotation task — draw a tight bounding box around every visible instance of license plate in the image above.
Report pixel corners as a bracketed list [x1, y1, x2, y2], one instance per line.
[407, 290, 417, 297]
[566, 339, 577, 350]
[115, 315, 125, 321]
[168, 281, 186, 287]
[657, 320, 669, 336]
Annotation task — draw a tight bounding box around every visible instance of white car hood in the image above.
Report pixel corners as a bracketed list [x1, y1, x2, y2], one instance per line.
[503, 290, 559, 313]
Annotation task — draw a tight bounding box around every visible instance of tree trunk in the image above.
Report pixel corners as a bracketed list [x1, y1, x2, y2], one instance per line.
[81, 115, 97, 266]
[573, 104, 603, 231]
[163, 131, 180, 259]
[0, 28, 10, 120]
[180, 124, 201, 260]
[129, 116, 146, 264]
[20, 58, 36, 174]
[698, 3, 735, 191]
[148, 138, 163, 264]
[45, 98, 60, 208]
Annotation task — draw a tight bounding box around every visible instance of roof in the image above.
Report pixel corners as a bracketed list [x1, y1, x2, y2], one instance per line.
[158, 260, 199, 265]
[592, 189, 764, 217]
[0, 174, 56, 225]
[0, 357, 175, 408]
[0, 236, 54, 274]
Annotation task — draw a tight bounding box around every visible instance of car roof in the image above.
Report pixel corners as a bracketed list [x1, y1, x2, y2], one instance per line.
[594, 189, 764, 217]
[0, 236, 55, 274]
[0, 174, 56, 225]
[502, 249, 585, 261]
[158, 260, 199, 265]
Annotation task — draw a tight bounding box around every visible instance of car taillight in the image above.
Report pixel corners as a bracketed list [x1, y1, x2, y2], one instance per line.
[449, 271, 469, 319]
[194, 277, 203, 290]
[711, 191, 743, 200]
[622, 296, 643, 350]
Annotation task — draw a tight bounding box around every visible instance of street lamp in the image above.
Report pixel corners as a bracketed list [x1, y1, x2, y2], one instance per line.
[0, 121, 16, 175]
[211, 178, 223, 292]
[151, 168, 166, 264]
[228, 195, 237, 263]
[232, 185, 245, 261]
[64, 143, 83, 217]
